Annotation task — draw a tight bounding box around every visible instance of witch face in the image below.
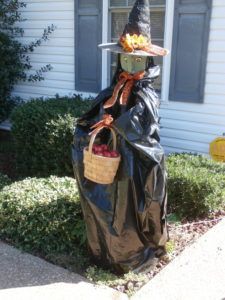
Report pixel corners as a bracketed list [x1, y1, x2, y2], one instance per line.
[120, 53, 148, 74]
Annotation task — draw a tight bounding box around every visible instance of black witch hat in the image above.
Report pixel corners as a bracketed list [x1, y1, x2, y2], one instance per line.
[99, 0, 169, 56]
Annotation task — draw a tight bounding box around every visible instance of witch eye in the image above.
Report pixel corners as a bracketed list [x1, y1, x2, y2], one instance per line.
[136, 57, 142, 62]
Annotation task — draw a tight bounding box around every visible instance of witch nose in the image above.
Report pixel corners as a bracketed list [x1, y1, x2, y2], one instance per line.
[127, 64, 133, 74]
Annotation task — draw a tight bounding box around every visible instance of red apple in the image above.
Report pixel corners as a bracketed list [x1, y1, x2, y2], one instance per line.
[110, 151, 119, 157]
[103, 151, 112, 157]
[94, 145, 102, 152]
[101, 144, 109, 151]
[92, 149, 97, 154]
[96, 151, 104, 156]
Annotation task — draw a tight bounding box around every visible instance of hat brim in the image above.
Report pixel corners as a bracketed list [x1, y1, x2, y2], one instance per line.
[98, 43, 169, 57]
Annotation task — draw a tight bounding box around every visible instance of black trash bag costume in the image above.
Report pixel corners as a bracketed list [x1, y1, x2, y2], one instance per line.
[72, 0, 169, 274]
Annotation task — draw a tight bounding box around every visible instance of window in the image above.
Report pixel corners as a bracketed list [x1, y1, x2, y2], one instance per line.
[108, 0, 166, 93]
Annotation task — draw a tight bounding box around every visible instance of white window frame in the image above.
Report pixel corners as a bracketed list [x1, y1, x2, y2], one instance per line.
[101, 0, 175, 103]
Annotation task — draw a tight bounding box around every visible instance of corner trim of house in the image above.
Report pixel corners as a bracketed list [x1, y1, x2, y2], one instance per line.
[161, 0, 175, 103]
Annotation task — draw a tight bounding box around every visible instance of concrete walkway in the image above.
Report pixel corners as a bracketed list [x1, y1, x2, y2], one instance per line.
[0, 218, 225, 300]
[131, 218, 225, 300]
[0, 241, 127, 300]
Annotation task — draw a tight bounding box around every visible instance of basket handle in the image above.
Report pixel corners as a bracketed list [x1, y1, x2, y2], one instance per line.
[88, 126, 117, 155]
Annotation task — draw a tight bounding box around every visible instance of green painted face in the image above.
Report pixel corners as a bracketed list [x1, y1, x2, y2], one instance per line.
[120, 53, 148, 74]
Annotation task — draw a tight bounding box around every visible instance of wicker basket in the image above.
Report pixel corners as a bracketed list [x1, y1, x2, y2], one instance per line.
[83, 127, 121, 184]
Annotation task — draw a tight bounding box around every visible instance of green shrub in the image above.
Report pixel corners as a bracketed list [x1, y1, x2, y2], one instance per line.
[0, 173, 11, 190]
[11, 95, 93, 177]
[167, 154, 225, 219]
[0, 176, 87, 256]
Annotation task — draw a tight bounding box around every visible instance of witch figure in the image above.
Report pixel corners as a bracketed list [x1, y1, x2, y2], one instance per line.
[72, 0, 169, 274]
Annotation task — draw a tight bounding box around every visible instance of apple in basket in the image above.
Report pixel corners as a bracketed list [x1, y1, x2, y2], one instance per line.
[110, 151, 119, 158]
[92, 144, 119, 158]
[92, 144, 101, 153]
[103, 151, 111, 157]
[92, 144, 107, 153]
[101, 144, 109, 151]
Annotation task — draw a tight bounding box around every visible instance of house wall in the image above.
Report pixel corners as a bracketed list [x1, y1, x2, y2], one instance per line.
[160, 0, 225, 154]
[13, 0, 79, 99]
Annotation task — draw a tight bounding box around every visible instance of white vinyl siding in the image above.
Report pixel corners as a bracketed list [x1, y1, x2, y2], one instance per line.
[160, 0, 225, 155]
[13, 0, 77, 100]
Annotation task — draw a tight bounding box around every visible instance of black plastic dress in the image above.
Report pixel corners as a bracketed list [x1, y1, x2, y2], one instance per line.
[72, 65, 168, 274]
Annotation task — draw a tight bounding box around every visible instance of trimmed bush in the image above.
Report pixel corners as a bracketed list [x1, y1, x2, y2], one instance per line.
[167, 154, 225, 219]
[0, 176, 87, 256]
[11, 95, 93, 177]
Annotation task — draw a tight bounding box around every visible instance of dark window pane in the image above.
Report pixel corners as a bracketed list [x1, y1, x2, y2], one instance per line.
[128, 0, 136, 5]
[150, 0, 166, 4]
[181, 0, 206, 4]
[111, 0, 166, 7]
[110, 0, 127, 7]
[128, 0, 165, 5]
[152, 40, 163, 92]
[111, 12, 128, 39]
[151, 11, 165, 40]
[110, 52, 118, 80]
